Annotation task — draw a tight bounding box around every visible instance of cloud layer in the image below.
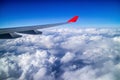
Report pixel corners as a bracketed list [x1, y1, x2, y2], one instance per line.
[0, 28, 120, 80]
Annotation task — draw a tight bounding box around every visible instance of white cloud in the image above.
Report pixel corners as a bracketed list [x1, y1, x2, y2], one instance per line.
[0, 28, 120, 80]
[62, 66, 96, 80]
[33, 68, 47, 80]
[113, 37, 120, 42]
[61, 52, 75, 63]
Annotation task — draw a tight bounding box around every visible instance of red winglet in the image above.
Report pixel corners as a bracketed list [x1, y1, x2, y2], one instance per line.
[68, 16, 79, 23]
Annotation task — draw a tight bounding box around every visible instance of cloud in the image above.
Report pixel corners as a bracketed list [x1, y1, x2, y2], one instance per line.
[0, 28, 120, 80]
[61, 52, 75, 63]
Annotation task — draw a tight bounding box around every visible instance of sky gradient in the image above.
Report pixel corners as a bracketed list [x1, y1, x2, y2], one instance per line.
[0, 0, 120, 28]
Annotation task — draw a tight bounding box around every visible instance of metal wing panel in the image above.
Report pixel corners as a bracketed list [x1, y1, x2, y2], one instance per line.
[0, 22, 67, 34]
[0, 16, 79, 39]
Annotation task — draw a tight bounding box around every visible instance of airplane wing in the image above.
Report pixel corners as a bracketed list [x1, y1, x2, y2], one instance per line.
[0, 16, 79, 39]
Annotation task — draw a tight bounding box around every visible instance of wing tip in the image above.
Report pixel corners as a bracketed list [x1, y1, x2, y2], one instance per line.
[68, 16, 79, 23]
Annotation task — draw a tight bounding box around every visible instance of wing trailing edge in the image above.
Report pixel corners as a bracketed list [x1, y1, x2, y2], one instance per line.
[0, 33, 22, 39]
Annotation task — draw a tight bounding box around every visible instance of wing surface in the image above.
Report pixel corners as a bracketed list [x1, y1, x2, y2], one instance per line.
[0, 16, 79, 39]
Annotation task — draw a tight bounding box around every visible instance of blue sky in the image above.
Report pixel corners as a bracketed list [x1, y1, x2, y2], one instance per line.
[0, 0, 120, 28]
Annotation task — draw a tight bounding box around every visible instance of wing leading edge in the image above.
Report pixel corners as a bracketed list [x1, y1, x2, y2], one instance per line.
[0, 16, 79, 39]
